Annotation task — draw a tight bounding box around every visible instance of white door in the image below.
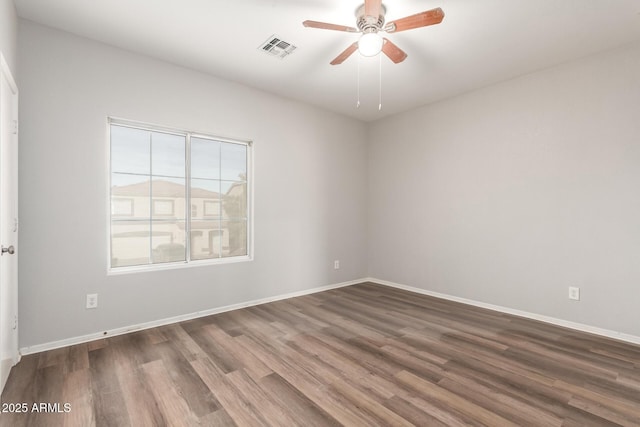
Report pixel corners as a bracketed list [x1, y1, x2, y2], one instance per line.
[0, 53, 19, 393]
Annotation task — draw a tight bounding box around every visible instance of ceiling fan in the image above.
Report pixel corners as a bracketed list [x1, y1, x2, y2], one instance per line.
[303, 0, 444, 65]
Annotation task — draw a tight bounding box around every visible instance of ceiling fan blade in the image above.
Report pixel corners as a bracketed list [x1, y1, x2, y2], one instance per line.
[330, 42, 358, 65]
[303, 20, 358, 33]
[365, 0, 382, 17]
[382, 38, 407, 64]
[386, 7, 445, 33]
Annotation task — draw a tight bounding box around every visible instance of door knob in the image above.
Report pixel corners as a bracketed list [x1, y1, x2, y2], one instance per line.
[1, 245, 15, 255]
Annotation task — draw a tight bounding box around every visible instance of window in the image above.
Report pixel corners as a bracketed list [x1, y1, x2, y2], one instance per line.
[203, 200, 219, 217]
[109, 119, 251, 271]
[153, 199, 175, 216]
[112, 198, 133, 216]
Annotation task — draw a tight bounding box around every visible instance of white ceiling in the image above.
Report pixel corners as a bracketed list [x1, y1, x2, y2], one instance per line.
[14, 0, 640, 121]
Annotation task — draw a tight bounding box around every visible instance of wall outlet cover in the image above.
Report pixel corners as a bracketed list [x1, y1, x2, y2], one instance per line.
[86, 293, 98, 309]
[568, 287, 580, 301]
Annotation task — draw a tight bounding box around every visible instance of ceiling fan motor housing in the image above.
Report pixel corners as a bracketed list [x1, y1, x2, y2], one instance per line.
[356, 4, 386, 34]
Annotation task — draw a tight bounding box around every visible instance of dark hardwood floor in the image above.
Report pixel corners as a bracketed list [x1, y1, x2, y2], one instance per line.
[2, 282, 640, 426]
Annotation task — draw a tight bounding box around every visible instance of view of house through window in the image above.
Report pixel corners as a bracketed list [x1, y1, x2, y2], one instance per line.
[109, 121, 251, 270]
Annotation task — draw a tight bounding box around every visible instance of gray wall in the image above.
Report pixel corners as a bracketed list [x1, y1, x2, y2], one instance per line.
[368, 41, 640, 337]
[16, 17, 640, 348]
[0, 0, 18, 75]
[18, 21, 368, 348]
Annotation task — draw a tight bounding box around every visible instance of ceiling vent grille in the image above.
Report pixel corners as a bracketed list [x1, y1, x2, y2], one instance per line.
[258, 35, 297, 59]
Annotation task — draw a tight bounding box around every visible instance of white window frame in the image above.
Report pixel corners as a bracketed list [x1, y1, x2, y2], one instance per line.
[107, 118, 254, 274]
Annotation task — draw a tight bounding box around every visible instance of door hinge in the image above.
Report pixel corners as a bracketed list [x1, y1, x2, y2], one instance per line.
[13, 315, 17, 330]
[12, 119, 18, 135]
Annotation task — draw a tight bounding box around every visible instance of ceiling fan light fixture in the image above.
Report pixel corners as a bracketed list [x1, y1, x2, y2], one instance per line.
[358, 32, 383, 57]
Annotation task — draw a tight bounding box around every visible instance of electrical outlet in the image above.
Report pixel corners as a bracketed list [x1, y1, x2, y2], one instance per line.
[334, 260, 340, 270]
[568, 287, 580, 301]
[86, 293, 98, 309]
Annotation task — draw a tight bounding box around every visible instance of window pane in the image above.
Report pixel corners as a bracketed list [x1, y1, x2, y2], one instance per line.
[111, 125, 150, 174]
[152, 132, 186, 178]
[111, 221, 150, 267]
[152, 177, 185, 219]
[191, 137, 220, 179]
[222, 181, 247, 220]
[222, 220, 247, 257]
[151, 221, 186, 263]
[111, 174, 150, 219]
[221, 143, 247, 181]
[190, 220, 221, 260]
[110, 121, 251, 270]
[191, 179, 221, 219]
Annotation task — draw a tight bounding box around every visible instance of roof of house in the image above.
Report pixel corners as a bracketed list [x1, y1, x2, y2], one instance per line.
[112, 179, 221, 199]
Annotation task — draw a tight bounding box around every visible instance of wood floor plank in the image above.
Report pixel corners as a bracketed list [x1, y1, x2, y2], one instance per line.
[617, 374, 640, 391]
[61, 369, 95, 427]
[1, 354, 38, 402]
[115, 364, 167, 427]
[396, 370, 517, 426]
[384, 395, 450, 427]
[154, 340, 221, 417]
[198, 409, 237, 426]
[327, 378, 414, 426]
[8, 365, 66, 427]
[290, 333, 397, 399]
[88, 346, 132, 427]
[157, 323, 206, 362]
[188, 327, 241, 374]
[258, 373, 341, 427]
[66, 344, 90, 373]
[190, 356, 270, 427]
[201, 323, 273, 380]
[437, 375, 563, 426]
[225, 368, 302, 426]
[555, 379, 640, 422]
[37, 347, 70, 370]
[568, 395, 640, 426]
[141, 359, 201, 426]
[389, 388, 485, 426]
[234, 334, 385, 426]
[402, 326, 560, 388]
[3, 282, 640, 426]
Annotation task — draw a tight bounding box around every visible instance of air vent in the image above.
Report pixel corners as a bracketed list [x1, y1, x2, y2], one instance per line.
[258, 35, 297, 59]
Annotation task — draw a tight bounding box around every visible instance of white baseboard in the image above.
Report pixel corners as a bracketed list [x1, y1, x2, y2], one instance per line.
[21, 277, 640, 356]
[365, 277, 640, 347]
[19, 278, 365, 356]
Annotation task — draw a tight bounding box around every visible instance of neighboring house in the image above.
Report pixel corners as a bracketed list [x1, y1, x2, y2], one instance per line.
[111, 179, 246, 266]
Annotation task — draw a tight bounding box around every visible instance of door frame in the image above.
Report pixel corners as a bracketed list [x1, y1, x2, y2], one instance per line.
[0, 52, 20, 393]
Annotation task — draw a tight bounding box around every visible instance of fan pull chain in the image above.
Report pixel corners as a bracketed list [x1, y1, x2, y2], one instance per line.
[357, 54, 361, 108]
[378, 52, 382, 111]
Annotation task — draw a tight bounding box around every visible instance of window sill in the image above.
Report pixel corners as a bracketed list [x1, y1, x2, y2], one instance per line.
[107, 255, 253, 276]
